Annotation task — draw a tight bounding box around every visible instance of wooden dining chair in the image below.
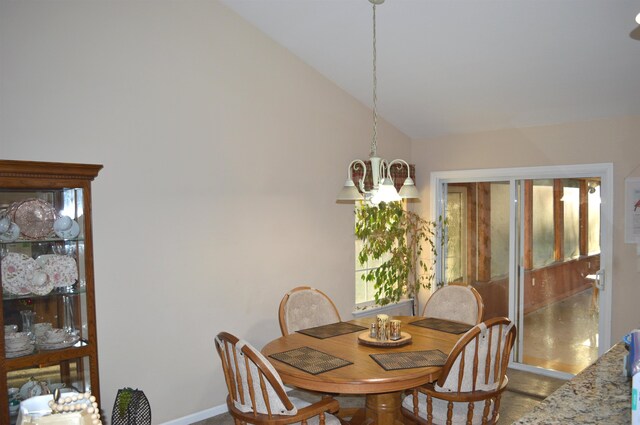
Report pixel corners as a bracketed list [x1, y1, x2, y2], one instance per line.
[401, 317, 516, 425]
[214, 331, 341, 425]
[278, 286, 341, 335]
[422, 285, 484, 325]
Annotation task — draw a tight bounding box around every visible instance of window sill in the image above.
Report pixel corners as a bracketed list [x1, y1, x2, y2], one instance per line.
[351, 298, 414, 318]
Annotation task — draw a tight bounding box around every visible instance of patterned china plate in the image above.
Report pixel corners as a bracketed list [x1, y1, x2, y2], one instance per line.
[1, 253, 38, 295]
[36, 254, 78, 287]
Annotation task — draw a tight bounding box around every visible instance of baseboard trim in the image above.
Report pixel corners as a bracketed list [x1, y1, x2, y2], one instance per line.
[159, 404, 227, 425]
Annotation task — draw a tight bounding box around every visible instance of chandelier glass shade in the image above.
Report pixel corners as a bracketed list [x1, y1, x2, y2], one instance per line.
[337, 0, 419, 205]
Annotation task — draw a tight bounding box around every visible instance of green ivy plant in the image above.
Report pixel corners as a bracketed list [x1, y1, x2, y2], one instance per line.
[355, 201, 444, 309]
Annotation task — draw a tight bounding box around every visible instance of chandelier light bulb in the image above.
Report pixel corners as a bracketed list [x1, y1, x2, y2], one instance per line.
[636, 12, 640, 25]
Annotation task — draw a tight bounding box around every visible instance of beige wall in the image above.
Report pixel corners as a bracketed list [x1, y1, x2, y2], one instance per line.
[412, 115, 640, 344]
[0, 1, 411, 422]
[3, 0, 639, 422]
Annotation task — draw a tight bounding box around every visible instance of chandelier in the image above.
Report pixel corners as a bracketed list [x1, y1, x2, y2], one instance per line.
[337, 0, 418, 205]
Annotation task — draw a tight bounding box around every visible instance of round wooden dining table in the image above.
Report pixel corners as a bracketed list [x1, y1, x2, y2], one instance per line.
[261, 316, 462, 425]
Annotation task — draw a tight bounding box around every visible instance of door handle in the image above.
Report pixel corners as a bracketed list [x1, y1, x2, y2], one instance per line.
[594, 269, 605, 291]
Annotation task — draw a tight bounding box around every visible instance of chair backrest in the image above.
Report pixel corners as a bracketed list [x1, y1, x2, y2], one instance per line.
[278, 286, 341, 335]
[214, 332, 297, 418]
[436, 317, 516, 393]
[422, 285, 484, 325]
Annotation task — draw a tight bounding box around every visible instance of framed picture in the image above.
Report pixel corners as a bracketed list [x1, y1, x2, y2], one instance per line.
[624, 177, 640, 243]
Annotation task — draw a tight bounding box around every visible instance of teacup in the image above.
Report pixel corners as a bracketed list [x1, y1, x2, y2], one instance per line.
[34, 322, 52, 338]
[54, 216, 73, 232]
[5, 332, 30, 350]
[7, 387, 19, 400]
[0, 216, 10, 233]
[44, 328, 66, 344]
[32, 271, 49, 287]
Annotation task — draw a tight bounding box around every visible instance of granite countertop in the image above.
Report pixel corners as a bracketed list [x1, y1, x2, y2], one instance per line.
[512, 343, 630, 424]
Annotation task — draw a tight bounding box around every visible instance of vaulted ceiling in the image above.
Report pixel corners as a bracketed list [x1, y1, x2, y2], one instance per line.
[221, 0, 640, 140]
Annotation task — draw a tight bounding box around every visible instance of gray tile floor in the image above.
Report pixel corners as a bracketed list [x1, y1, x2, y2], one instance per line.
[193, 368, 565, 425]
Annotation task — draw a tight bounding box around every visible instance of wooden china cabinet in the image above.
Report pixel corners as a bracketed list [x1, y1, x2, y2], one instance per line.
[0, 160, 102, 424]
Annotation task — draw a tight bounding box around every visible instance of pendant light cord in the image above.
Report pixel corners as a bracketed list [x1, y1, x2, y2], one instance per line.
[370, 3, 378, 158]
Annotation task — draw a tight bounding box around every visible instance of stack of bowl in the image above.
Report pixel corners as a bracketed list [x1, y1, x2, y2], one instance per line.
[4, 332, 33, 357]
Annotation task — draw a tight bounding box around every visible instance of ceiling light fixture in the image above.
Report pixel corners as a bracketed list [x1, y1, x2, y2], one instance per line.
[337, 0, 419, 205]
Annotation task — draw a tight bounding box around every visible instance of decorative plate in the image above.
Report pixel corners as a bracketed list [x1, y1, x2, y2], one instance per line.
[1, 253, 38, 295]
[9, 198, 57, 239]
[36, 254, 78, 287]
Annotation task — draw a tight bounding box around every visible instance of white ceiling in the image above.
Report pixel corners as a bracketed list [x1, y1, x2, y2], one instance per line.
[220, 0, 640, 140]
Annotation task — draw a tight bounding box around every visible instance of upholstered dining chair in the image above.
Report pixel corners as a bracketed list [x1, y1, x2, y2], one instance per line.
[215, 332, 341, 425]
[278, 286, 341, 335]
[422, 285, 484, 325]
[401, 317, 516, 425]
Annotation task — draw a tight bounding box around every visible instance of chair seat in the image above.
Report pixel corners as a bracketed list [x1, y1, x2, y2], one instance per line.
[401, 392, 496, 425]
[289, 397, 341, 425]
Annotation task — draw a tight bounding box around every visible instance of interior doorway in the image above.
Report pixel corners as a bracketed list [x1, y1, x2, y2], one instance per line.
[432, 164, 612, 377]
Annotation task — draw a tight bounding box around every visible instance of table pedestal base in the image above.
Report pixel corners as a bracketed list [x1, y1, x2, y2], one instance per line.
[341, 392, 405, 425]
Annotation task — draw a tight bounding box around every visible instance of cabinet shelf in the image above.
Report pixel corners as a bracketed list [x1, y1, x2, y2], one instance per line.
[2, 286, 87, 301]
[0, 237, 85, 245]
[5, 340, 90, 370]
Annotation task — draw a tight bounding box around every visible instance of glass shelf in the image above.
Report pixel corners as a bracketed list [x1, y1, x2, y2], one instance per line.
[2, 286, 87, 301]
[0, 237, 85, 245]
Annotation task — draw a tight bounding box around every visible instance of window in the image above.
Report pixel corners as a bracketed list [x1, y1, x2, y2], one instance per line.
[532, 180, 555, 268]
[354, 202, 391, 306]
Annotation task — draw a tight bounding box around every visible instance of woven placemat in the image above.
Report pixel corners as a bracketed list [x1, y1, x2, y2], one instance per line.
[370, 350, 448, 371]
[296, 322, 367, 339]
[269, 346, 353, 375]
[409, 317, 473, 334]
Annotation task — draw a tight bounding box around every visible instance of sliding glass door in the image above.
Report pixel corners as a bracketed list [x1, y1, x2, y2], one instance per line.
[433, 165, 612, 377]
[444, 182, 511, 320]
[515, 178, 601, 375]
